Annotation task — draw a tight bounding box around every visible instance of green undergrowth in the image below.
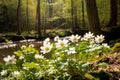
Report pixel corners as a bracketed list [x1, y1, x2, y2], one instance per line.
[0, 32, 120, 80]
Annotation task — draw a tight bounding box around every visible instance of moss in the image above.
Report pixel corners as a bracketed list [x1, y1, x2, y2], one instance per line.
[70, 75, 89, 80]
[111, 43, 120, 53]
[70, 71, 113, 80]
[85, 73, 98, 80]
[90, 71, 112, 80]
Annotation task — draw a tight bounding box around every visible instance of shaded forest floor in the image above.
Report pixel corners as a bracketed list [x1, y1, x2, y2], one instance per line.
[0, 27, 120, 42]
[94, 53, 120, 79]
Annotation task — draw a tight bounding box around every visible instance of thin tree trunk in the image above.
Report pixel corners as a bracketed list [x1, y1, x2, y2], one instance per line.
[2, 0, 10, 30]
[85, 0, 102, 35]
[71, 0, 74, 32]
[36, 0, 41, 38]
[118, 0, 120, 25]
[17, 0, 21, 35]
[71, 0, 80, 33]
[74, 4, 79, 30]
[48, 0, 53, 18]
[105, 0, 118, 27]
[26, 0, 30, 33]
[82, 0, 85, 28]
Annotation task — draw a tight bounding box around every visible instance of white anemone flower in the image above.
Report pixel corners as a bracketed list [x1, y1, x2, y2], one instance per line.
[90, 39, 95, 44]
[3, 55, 16, 65]
[29, 44, 34, 47]
[0, 70, 8, 76]
[21, 45, 27, 49]
[23, 67, 28, 70]
[95, 35, 104, 43]
[35, 54, 44, 59]
[67, 47, 76, 55]
[40, 43, 52, 54]
[43, 38, 50, 44]
[102, 43, 110, 48]
[83, 32, 94, 41]
[86, 44, 102, 52]
[69, 34, 81, 43]
[19, 56, 24, 60]
[55, 52, 60, 55]
[12, 71, 20, 77]
[54, 36, 60, 42]
[56, 39, 69, 49]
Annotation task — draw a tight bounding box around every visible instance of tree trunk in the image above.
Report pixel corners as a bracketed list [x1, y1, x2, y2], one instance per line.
[85, 0, 102, 35]
[71, 0, 80, 33]
[81, 0, 85, 28]
[17, 0, 21, 35]
[26, 0, 30, 33]
[1, 0, 10, 31]
[71, 0, 74, 31]
[36, 0, 41, 38]
[102, 0, 119, 41]
[48, 0, 53, 18]
[105, 0, 118, 27]
[118, 0, 120, 26]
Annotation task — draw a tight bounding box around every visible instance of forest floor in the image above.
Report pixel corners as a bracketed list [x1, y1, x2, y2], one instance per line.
[97, 53, 120, 79]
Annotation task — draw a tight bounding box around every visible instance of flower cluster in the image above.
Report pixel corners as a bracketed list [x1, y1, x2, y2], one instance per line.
[3, 55, 16, 65]
[0, 32, 111, 80]
[40, 32, 109, 55]
[0, 70, 8, 76]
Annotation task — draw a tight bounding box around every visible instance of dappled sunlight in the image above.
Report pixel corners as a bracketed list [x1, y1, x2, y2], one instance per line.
[0, 0, 120, 79]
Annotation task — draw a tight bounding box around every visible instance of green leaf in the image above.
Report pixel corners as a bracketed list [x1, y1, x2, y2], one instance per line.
[97, 62, 109, 68]
[23, 62, 40, 70]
